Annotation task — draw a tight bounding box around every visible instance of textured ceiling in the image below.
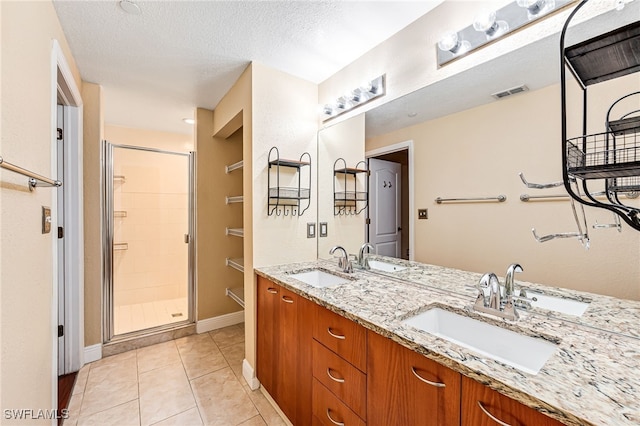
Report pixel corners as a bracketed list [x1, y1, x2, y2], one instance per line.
[53, 0, 444, 135]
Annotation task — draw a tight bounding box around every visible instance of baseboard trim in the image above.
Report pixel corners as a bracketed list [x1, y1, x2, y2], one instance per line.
[243, 359, 260, 391]
[84, 343, 102, 364]
[196, 310, 244, 333]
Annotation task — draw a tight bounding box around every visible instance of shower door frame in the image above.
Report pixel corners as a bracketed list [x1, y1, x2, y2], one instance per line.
[102, 141, 196, 342]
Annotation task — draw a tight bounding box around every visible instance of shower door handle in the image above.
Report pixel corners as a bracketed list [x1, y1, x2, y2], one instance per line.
[184, 234, 190, 244]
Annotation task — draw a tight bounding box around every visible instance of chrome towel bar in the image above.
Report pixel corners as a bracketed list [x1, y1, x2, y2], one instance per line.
[435, 195, 506, 204]
[0, 155, 62, 190]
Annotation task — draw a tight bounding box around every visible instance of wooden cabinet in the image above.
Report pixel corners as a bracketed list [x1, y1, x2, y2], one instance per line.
[256, 277, 312, 425]
[367, 331, 461, 426]
[312, 378, 366, 426]
[313, 303, 367, 372]
[461, 376, 564, 426]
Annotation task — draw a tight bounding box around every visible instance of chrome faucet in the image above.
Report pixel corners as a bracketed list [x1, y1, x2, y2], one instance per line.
[473, 263, 533, 321]
[329, 246, 352, 273]
[357, 243, 374, 269]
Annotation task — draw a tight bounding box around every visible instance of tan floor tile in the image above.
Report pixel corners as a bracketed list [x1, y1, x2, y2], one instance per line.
[139, 362, 196, 426]
[86, 352, 137, 388]
[191, 367, 258, 426]
[63, 392, 83, 426]
[247, 388, 287, 426]
[151, 407, 203, 426]
[89, 350, 136, 369]
[137, 340, 181, 373]
[77, 400, 139, 426]
[79, 378, 138, 418]
[209, 325, 244, 349]
[176, 334, 228, 379]
[220, 342, 244, 380]
[237, 415, 266, 426]
[72, 365, 91, 395]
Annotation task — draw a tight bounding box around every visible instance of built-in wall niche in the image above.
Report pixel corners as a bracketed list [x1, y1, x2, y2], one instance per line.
[267, 146, 311, 217]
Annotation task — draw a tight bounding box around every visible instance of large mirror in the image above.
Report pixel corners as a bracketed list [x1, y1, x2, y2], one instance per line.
[316, 2, 640, 338]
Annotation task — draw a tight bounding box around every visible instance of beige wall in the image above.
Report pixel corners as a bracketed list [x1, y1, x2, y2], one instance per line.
[367, 80, 640, 301]
[318, 114, 366, 257]
[195, 107, 244, 321]
[82, 82, 104, 347]
[1, 0, 81, 417]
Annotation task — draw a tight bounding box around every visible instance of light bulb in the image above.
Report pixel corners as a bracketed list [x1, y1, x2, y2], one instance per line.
[437, 31, 470, 55]
[322, 104, 333, 115]
[473, 10, 509, 40]
[517, 0, 554, 19]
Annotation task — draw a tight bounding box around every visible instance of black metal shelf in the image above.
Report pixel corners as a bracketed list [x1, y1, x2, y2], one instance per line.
[267, 146, 311, 216]
[333, 158, 368, 215]
[560, 0, 640, 232]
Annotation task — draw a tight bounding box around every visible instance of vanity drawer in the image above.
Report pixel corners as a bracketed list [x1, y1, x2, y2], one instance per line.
[313, 304, 367, 372]
[312, 378, 366, 426]
[313, 340, 367, 420]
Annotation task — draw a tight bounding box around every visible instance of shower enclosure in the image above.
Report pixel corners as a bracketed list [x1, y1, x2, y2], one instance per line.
[103, 142, 195, 340]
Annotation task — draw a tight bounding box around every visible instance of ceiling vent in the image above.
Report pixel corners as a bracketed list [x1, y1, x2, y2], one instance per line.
[492, 85, 529, 100]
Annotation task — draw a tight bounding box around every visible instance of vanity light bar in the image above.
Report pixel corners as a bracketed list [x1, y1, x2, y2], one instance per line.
[437, 0, 573, 66]
[322, 75, 385, 121]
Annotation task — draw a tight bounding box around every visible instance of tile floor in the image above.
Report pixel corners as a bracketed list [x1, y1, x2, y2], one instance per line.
[114, 297, 188, 335]
[65, 324, 286, 426]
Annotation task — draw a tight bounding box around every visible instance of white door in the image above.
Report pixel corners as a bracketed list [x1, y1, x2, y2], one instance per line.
[56, 104, 65, 375]
[368, 158, 401, 258]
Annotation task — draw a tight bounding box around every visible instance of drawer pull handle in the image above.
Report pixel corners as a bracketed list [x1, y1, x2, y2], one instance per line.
[477, 401, 512, 426]
[326, 409, 345, 426]
[267, 288, 277, 294]
[410, 366, 446, 388]
[327, 327, 346, 340]
[326, 368, 345, 383]
[282, 296, 294, 304]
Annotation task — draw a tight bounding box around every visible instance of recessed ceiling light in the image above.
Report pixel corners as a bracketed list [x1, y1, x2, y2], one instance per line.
[182, 118, 195, 125]
[119, 0, 141, 15]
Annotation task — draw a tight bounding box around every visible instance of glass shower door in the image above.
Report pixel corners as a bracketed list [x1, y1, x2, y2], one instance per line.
[104, 142, 193, 339]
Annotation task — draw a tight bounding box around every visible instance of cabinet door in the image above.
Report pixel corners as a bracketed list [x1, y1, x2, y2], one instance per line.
[312, 378, 366, 426]
[256, 276, 279, 396]
[367, 331, 461, 426]
[461, 376, 564, 426]
[276, 286, 299, 424]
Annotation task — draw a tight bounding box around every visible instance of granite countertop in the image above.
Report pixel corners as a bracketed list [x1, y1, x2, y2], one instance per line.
[255, 258, 640, 426]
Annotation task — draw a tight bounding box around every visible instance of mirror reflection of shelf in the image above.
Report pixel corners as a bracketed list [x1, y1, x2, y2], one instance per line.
[225, 160, 243, 174]
[225, 257, 244, 273]
[114, 210, 128, 218]
[226, 195, 244, 204]
[333, 158, 368, 215]
[225, 286, 245, 308]
[113, 175, 126, 183]
[226, 227, 244, 238]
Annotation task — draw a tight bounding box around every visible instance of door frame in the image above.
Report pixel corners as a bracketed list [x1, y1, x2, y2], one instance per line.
[51, 39, 84, 388]
[365, 140, 414, 261]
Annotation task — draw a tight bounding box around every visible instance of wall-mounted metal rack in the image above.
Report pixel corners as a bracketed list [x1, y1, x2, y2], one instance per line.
[435, 195, 506, 204]
[333, 158, 368, 215]
[267, 146, 311, 216]
[0, 155, 62, 191]
[560, 1, 640, 231]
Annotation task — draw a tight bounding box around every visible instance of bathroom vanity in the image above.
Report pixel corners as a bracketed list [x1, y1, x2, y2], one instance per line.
[255, 258, 640, 425]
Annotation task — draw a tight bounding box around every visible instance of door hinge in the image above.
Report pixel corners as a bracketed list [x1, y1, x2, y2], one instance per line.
[365, 218, 371, 225]
[57, 128, 63, 140]
[58, 227, 64, 239]
[58, 325, 64, 337]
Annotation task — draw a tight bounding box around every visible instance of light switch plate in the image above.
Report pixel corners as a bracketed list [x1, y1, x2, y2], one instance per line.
[319, 222, 328, 237]
[418, 208, 428, 220]
[42, 206, 52, 234]
[307, 222, 316, 238]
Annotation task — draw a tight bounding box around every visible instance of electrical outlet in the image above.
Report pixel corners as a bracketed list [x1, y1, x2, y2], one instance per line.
[418, 208, 428, 220]
[307, 222, 316, 238]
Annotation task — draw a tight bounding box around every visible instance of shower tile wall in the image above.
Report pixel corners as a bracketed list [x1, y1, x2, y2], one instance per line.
[113, 149, 189, 320]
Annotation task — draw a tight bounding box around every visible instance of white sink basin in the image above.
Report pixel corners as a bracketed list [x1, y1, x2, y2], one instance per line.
[402, 308, 557, 375]
[520, 290, 590, 317]
[289, 269, 351, 288]
[368, 260, 407, 272]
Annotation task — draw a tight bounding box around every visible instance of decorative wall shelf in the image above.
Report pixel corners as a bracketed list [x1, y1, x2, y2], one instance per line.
[268, 146, 311, 216]
[333, 158, 368, 215]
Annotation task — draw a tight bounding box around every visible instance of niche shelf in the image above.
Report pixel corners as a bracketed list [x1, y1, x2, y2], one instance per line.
[225, 287, 245, 308]
[226, 227, 244, 238]
[226, 257, 245, 273]
[226, 195, 243, 204]
[224, 148, 244, 309]
[267, 146, 311, 216]
[561, 9, 640, 231]
[225, 160, 243, 174]
[333, 158, 369, 215]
